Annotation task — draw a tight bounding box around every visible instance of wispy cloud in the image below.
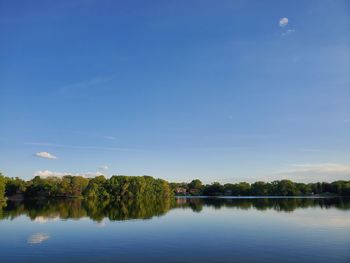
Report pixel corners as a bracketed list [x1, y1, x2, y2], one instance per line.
[103, 135, 116, 140]
[57, 76, 113, 94]
[73, 131, 117, 141]
[26, 142, 142, 152]
[287, 163, 350, 173]
[279, 17, 289, 27]
[299, 148, 324, 152]
[35, 151, 57, 159]
[34, 170, 105, 178]
[282, 29, 296, 36]
[276, 163, 350, 182]
[98, 165, 109, 171]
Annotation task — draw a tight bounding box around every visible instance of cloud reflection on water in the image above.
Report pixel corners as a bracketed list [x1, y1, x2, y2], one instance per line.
[27, 233, 50, 244]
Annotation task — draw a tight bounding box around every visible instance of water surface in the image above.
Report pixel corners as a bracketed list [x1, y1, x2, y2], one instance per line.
[0, 197, 349, 263]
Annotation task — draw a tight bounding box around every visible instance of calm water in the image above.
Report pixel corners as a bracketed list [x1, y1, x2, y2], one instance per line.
[0, 197, 349, 263]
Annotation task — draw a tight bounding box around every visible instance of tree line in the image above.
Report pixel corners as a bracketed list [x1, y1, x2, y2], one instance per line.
[0, 175, 5, 202]
[0, 172, 350, 202]
[172, 179, 350, 196]
[0, 173, 172, 201]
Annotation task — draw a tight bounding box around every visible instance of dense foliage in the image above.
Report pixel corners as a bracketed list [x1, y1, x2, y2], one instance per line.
[0, 173, 6, 202]
[2, 175, 172, 200]
[172, 179, 350, 196]
[1, 173, 349, 200]
[83, 175, 172, 201]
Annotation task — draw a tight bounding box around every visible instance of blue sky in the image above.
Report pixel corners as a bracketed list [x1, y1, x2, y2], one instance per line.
[0, 0, 349, 183]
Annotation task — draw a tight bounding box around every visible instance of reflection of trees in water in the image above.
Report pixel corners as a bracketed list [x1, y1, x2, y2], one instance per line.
[0, 197, 175, 222]
[2, 199, 88, 221]
[84, 197, 173, 221]
[0, 201, 6, 219]
[0, 197, 349, 222]
[175, 197, 350, 213]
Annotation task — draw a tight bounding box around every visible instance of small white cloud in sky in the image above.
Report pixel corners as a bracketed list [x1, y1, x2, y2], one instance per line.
[34, 170, 104, 178]
[99, 165, 109, 171]
[278, 17, 295, 36]
[35, 151, 57, 159]
[279, 17, 289, 27]
[282, 29, 296, 36]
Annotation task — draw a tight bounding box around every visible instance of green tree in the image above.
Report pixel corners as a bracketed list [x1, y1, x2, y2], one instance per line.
[270, 180, 299, 196]
[251, 181, 269, 196]
[235, 182, 251, 196]
[0, 173, 6, 202]
[203, 182, 224, 196]
[295, 183, 312, 195]
[331, 181, 350, 196]
[188, 179, 203, 195]
[83, 176, 109, 200]
[189, 179, 202, 190]
[5, 177, 27, 196]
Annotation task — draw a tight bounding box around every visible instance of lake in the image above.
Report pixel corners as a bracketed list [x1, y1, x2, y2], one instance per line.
[0, 197, 349, 263]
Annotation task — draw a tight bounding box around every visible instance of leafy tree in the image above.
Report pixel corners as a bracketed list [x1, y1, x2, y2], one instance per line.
[83, 176, 109, 200]
[0, 173, 6, 202]
[203, 182, 224, 196]
[1, 173, 349, 200]
[58, 176, 89, 197]
[295, 183, 312, 195]
[189, 179, 203, 192]
[5, 177, 27, 196]
[270, 180, 299, 196]
[251, 181, 269, 196]
[331, 181, 350, 196]
[235, 182, 251, 196]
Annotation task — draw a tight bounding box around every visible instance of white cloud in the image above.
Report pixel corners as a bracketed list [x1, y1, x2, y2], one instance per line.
[27, 233, 50, 244]
[279, 17, 289, 27]
[99, 165, 109, 171]
[278, 17, 295, 36]
[104, 136, 116, 140]
[34, 170, 104, 178]
[35, 151, 57, 159]
[282, 29, 295, 36]
[58, 76, 113, 94]
[26, 142, 142, 152]
[298, 148, 323, 153]
[287, 163, 350, 173]
[276, 163, 350, 182]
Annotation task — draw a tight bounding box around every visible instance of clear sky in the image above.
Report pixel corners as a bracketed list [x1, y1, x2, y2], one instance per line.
[0, 0, 349, 183]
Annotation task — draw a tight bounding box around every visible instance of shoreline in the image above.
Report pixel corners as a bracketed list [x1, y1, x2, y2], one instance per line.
[175, 195, 344, 199]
